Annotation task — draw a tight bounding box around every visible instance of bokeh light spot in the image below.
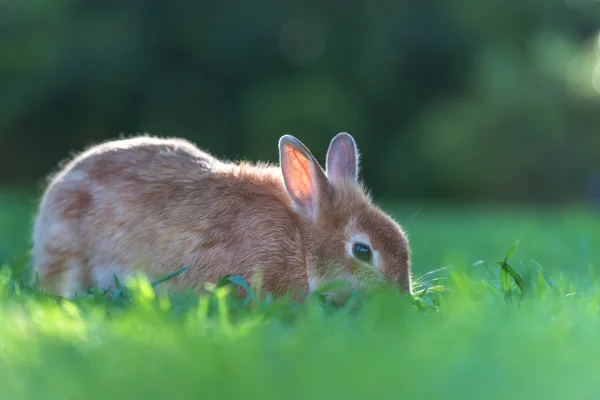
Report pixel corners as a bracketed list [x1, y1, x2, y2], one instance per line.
[592, 62, 600, 95]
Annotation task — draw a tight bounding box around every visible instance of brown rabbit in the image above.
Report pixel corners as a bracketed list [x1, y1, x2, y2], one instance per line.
[31, 133, 411, 300]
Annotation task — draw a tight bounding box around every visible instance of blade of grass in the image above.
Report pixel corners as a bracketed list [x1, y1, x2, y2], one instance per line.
[151, 266, 191, 288]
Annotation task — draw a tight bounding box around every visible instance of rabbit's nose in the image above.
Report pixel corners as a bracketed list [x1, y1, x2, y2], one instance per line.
[397, 279, 412, 294]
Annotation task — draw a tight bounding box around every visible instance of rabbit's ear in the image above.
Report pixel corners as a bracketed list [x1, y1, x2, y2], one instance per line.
[326, 132, 359, 183]
[279, 135, 328, 220]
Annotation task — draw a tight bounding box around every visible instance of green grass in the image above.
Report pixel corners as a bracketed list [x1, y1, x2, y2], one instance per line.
[1, 192, 600, 399]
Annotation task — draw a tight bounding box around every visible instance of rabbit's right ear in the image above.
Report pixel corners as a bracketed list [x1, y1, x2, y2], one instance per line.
[326, 132, 359, 183]
[279, 135, 328, 220]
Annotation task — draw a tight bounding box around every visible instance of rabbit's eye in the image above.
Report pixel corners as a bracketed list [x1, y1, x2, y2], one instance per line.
[352, 243, 372, 263]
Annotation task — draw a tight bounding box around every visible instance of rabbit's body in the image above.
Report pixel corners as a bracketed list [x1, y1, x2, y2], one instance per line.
[32, 133, 411, 299]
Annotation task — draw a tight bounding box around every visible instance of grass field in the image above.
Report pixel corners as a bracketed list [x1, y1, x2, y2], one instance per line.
[1, 191, 600, 399]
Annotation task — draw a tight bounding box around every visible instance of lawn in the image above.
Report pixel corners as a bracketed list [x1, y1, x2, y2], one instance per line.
[1, 191, 600, 399]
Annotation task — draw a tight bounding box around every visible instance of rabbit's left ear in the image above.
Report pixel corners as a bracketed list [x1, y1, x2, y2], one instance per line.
[279, 135, 329, 220]
[326, 132, 359, 183]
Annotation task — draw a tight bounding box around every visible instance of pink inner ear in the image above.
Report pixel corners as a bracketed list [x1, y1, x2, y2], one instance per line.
[283, 146, 314, 205]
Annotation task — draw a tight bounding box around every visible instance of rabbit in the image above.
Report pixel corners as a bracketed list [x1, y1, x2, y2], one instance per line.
[31, 132, 412, 301]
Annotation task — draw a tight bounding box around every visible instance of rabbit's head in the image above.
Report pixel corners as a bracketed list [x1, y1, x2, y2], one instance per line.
[279, 133, 411, 300]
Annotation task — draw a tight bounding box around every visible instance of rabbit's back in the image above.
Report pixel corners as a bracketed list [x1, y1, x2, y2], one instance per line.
[32, 136, 308, 297]
[57, 136, 221, 185]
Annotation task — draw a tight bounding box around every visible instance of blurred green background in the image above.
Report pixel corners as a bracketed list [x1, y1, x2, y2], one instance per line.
[2, 0, 600, 202]
[2, 0, 600, 276]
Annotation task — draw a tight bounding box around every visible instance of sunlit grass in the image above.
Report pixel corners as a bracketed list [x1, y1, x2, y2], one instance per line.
[1, 195, 600, 398]
[0, 239, 598, 399]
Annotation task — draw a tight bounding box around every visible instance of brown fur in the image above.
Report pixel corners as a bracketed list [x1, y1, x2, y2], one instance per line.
[31, 133, 411, 300]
